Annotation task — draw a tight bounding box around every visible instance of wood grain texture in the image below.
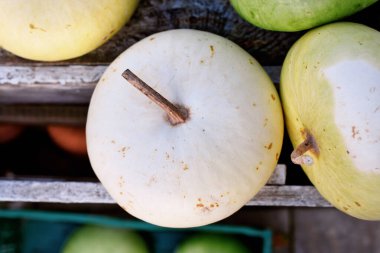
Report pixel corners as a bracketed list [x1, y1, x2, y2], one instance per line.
[0, 164, 331, 207]
[0, 105, 88, 125]
[0, 180, 330, 207]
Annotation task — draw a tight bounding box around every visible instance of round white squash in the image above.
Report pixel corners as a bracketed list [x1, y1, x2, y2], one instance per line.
[86, 29, 283, 227]
[281, 22, 380, 220]
[0, 0, 138, 61]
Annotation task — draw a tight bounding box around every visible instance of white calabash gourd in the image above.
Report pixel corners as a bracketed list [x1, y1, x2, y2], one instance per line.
[281, 22, 380, 220]
[86, 29, 283, 228]
[0, 0, 138, 61]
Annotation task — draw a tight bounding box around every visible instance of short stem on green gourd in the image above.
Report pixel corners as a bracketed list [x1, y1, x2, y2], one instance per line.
[291, 131, 319, 166]
[122, 69, 189, 126]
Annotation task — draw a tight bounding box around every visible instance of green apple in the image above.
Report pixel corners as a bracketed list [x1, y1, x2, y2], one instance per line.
[175, 233, 250, 253]
[281, 22, 380, 220]
[230, 0, 378, 31]
[0, 0, 138, 61]
[62, 225, 149, 253]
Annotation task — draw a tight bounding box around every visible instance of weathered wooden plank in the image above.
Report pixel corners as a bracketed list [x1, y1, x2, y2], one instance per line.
[0, 105, 88, 125]
[0, 66, 279, 124]
[0, 65, 281, 106]
[0, 180, 329, 206]
[0, 83, 96, 105]
[0, 65, 280, 86]
[0, 180, 114, 204]
[247, 186, 330, 207]
[267, 164, 286, 185]
[0, 65, 106, 85]
[0, 165, 330, 207]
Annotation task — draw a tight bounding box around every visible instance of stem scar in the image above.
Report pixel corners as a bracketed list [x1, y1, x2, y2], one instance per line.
[291, 130, 319, 166]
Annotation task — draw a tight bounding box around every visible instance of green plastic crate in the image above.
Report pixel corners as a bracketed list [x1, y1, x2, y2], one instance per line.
[0, 209, 272, 253]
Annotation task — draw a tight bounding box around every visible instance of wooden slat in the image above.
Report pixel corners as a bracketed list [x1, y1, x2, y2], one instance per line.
[267, 164, 286, 185]
[0, 164, 330, 207]
[0, 65, 106, 85]
[0, 105, 88, 125]
[0, 65, 102, 104]
[0, 65, 281, 105]
[0, 65, 281, 87]
[0, 179, 330, 207]
[247, 185, 330, 207]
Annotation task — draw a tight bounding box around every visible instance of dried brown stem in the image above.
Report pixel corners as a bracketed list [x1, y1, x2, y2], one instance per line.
[291, 131, 319, 165]
[122, 69, 188, 126]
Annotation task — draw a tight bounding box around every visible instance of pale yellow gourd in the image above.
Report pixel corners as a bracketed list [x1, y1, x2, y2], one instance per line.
[0, 0, 138, 61]
[281, 22, 380, 220]
[86, 29, 284, 227]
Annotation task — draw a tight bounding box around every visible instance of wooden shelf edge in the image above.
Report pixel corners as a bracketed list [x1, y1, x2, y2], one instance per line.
[0, 179, 330, 207]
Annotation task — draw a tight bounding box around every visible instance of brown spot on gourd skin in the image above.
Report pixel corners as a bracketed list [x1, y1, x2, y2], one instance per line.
[249, 58, 254, 65]
[354, 201, 361, 207]
[209, 45, 215, 57]
[263, 118, 268, 127]
[118, 146, 130, 158]
[275, 153, 279, 160]
[147, 176, 157, 186]
[196, 203, 204, 208]
[265, 143, 273, 150]
[29, 23, 46, 32]
[271, 94, 276, 101]
[351, 126, 359, 138]
[118, 176, 125, 188]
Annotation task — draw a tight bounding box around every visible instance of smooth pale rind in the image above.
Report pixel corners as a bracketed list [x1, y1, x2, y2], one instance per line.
[281, 22, 380, 220]
[86, 29, 283, 228]
[0, 0, 138, 61]
[324, 60, 380, 173]
[230, 0, 377, 31]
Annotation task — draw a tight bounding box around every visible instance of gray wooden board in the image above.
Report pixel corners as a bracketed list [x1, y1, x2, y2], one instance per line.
[0, 164, 331, 207]
[0, 65, 281, 124]
[0, 66, 281, 104]
[0, 180, 329, 207]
